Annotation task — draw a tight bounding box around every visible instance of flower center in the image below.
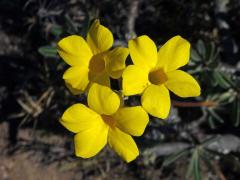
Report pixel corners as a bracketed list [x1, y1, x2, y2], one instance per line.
[89, 54, 105, 74]
[148, 68, 168, 85]
[101, 115, 116, 127]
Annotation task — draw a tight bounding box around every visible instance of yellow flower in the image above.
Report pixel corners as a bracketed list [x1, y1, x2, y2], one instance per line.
[57, 19, 129, 94]
[122, 35, 201, 119]
[60, 83, 149, 162]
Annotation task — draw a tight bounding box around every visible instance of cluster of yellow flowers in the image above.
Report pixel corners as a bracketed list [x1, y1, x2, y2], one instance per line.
[57, 19, 201, 162]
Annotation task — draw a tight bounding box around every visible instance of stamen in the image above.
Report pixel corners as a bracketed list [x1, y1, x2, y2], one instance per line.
[89, 54, 105, 74]
[148, 68, 168, 85]
[101, 115, 116, 127]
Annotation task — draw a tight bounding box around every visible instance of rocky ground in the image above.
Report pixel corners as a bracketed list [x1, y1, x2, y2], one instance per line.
[0, 123, 77, 180]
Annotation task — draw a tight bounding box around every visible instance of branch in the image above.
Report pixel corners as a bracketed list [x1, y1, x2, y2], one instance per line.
[125, 0, 139, 40]
[172, 100, 217, 108]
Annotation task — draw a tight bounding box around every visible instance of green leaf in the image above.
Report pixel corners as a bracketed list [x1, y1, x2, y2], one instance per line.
[81, 13, 91, 38]
[200, 150, 214, 173]
[211, 47, 220, 62]
[38, 46, 58, 58]
[209, 93, 220, 101]
[218, 90, 236, 104]
[191, 48, 202, 62]
[186, 149, 202, 180]
[196, 40, 206, 60]
[208, 115, 216, 129]
[208, 109, 224, 123]
[193, 150, 202, 180]
[207, 42, 219, 67]
[209, 42, 219, 62]
[213, 71, 231, 89]
[163, 148, 190, 167]
[201, 135, 220, 146]
[51, 25, 64, 37]
[234, 98, 240, 127]
[65, 14, 79, 34]
[205, 41, 212, 62]
[186, 149, 196, 178]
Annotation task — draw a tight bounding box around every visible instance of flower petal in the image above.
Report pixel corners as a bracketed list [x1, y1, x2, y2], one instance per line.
[88, 83, 120, 115]
[60, 104, 102, 133]
[165, 70, 201, 97]
[105, 47, 129, 79]
[122, 65, 150, 96]
[157, 35, 190, 72]
[141, 84, 170, 119]
[74, 119, 109, 158]
[108, 127, 139, 163]
[65, 82, 82, 95]
[63, 66, 89, 93]
[57, 35, 92, 66]
[114, 106, 149, 136]
[87, 19, 113, 54]
[128, 35, 158, 69]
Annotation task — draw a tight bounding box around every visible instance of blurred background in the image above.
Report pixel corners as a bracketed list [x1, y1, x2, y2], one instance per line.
[0, 0, 240, 179]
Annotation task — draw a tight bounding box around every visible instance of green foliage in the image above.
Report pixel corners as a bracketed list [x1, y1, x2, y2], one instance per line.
[189, 39, 240, 128]
[163, 136, 222, 180]
[50, 25, 64, 37]
[38, 46, 58, 58]
[186, 149, 201, 180]
[233, 97, 240, 127]
[163, 146, 203, 180]
[38, 14, 92, 58]
[190, 40, 219, 73]
[162, 148, 190, 167]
